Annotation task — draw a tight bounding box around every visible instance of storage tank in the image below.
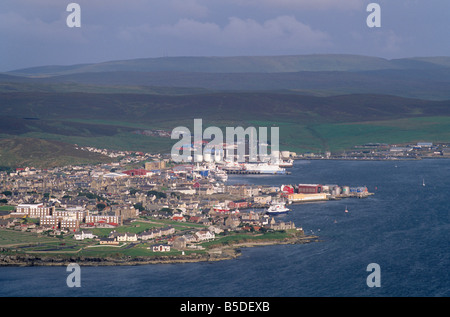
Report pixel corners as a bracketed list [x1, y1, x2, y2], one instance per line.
[332, 186, 341, 196]
[271, 150, 280, 161]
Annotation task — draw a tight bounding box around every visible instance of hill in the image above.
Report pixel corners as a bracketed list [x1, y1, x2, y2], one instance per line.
[0, 138, 114, 168]
[8, 54, 450, 76]
[2, 54, 450, 166]
[1, 90, 450, 158]
[2, 91, 449, 125]
[2, 54, 450, 100]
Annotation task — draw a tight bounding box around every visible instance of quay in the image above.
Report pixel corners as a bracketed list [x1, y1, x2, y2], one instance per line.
[224, 169, 291, 175]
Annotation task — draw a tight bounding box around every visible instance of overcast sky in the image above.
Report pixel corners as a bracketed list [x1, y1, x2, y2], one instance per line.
[1, 0, 450, 71]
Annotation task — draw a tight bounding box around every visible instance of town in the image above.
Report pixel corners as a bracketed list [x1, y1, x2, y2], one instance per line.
[0, 144, 376, 265]
[5, 139, 442, 258]
[0, 148, 306, 265]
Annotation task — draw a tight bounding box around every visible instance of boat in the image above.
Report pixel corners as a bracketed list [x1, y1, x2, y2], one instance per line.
[243, 162, 286, 174]
[422, 178, 425, 187]
[279, 159, 294, 168]
[266, 200, 290, 215]
[345, 206, 348, 213]
[214, 170, 228, 182]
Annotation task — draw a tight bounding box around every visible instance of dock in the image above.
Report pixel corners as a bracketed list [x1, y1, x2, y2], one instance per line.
[224, 169, 291, 175]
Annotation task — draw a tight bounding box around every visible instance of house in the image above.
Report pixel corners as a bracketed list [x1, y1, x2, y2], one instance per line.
[253, 195, 272, 205]
[0, 210, 12, 220]
[110, 231, 138, 242]
[189, 216, 202, 223]
[172, 215, 186, 222]
[268, 218, 296, 230]
[174, 187, 196, 195]
[0, 219, 15, 229]
[73, 230, 96, 240]
[152, 244, 171, 252]
[241, 211, 260, 222]
[172, 236, 187, 250]
[182, 234, 197, 243]
[224, 215, 240, 229]
[197, 186, 215, 196]
[139, 230, 156, 240]
[208, 225, 223, 235]
[99, 238, 119, 245]
[121, 169, 151, 177]
[160, 226, 175, 236]
[242, 186, 260, 197]
[195, 230, 215, 241]
[228, 200, 248, 209]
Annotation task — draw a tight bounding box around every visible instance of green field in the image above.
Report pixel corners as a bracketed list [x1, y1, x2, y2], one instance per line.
[246, 116, 450, 153]
[0, 217, 209, 258]
[0, 206, 15, 211]
[201, 230, 295, 249]
[0, 228, 65, 248]
[2, 83, 450, 167]
[4, 115, 450, 161]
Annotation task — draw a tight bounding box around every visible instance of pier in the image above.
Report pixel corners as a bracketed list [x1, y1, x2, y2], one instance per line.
[224, 169, 291, 175]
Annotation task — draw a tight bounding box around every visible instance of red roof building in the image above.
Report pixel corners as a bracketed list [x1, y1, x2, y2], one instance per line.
[122, 169, 150, 176]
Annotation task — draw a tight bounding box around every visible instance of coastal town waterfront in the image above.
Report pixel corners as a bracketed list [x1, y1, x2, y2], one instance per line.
[0, 146, 376, 267]
[0, 158, 448, 296]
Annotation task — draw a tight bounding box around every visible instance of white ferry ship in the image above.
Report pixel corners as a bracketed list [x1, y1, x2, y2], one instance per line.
[243, 162, 286, 174]
[266, 200, 290, 215]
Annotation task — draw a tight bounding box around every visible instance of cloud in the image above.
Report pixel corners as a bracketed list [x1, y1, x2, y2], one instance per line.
[169, 0, 210, 18]
[119, 15, 331, 55]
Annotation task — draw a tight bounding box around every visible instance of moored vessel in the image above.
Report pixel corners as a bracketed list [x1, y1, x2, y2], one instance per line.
[266, 200, 290, 215]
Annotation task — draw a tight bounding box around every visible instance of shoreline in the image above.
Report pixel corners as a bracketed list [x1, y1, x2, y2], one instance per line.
[0, 235, 319, 267]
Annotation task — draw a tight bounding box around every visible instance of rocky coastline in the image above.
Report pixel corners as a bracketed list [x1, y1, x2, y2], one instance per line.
[0, 235, 319, 267]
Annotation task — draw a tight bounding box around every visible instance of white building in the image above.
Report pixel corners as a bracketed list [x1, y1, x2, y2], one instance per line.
[195, 230, 215, 241]
[13, 204, 54, 218]
[111, 231, 138, 242]
[152, 245, 171, 252]
[74, 230, 96, 240]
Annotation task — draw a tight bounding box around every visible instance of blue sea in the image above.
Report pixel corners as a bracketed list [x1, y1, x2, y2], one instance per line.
[0, 159, 449, 297]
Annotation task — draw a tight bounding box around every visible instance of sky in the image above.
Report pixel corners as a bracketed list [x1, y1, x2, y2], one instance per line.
[1, 0, 450, 71]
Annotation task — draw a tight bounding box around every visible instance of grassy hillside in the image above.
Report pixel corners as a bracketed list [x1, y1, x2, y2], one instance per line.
[1, 90, 450, 162]
[2, 92, 449, 125]
[0, 138, 114, 168]
[3, 68, 450, 100]
[1, 54, 450, 167]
